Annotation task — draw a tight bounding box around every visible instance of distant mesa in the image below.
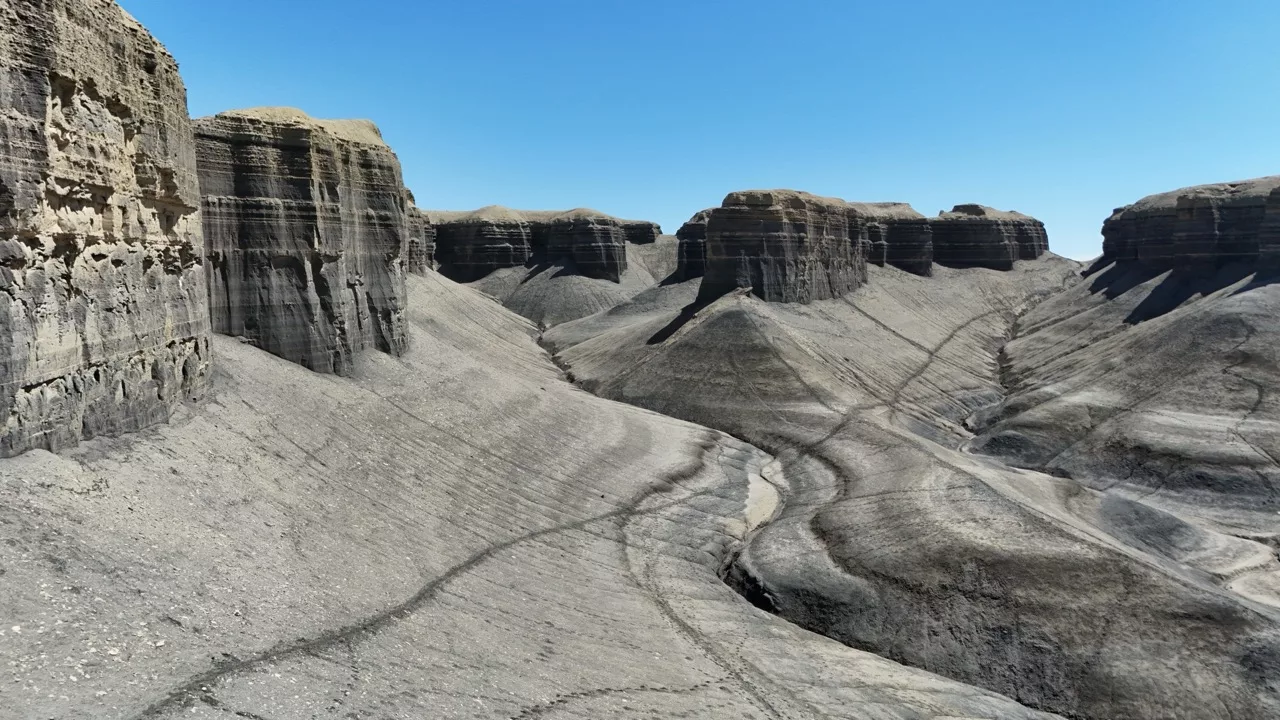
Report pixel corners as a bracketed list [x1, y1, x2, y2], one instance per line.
[1101, 175, 1280, 270]
[930, 204, 1049, 271]
[430, 206, 661, 284]
[697, 190, 1049, 304]
[195, 107, 411, 376]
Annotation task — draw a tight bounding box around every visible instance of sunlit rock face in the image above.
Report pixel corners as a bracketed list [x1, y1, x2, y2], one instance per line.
[406, 204, 435, 274]
[195, 107, 410, 376]
[930, 204, 1049, 271]
[0, 0, 211, 457]
[1102, 176, 1280, 269]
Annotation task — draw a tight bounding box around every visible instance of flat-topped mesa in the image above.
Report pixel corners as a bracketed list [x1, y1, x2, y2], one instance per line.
[1102, 176, 1280, 269]
[195, 107, 410, 376]
[431, 206, 532, 283]
[0, 0, 211, 457]
[432, 207, 640, 283]
[849, 202, 933, 276]
[700, 190, 868, 303]
[674, 209, 712, 280]
[929, 204, 1049, 271]
[620, 220, 662, 245]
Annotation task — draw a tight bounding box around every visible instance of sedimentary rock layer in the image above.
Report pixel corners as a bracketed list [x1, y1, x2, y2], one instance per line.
[700, 190, 870, 303]
[1101, 176, 1280, 268]
[621, 219, 661, 245]
[930, 204, 1048, 270]
[406, 204, 434, 273]
[195, 107, 409, 375]
[433, 207, 646, 283]
[851, 202, 933, 276]
[0, 0, 211, 457]
[675, 209, 711, 280]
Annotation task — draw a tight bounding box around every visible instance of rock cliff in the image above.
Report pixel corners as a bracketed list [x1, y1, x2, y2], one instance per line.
[930, 204, 1049, 271]
[1101, 176, 1280, 269]
[195, 107, 409, 376]
[674, 209, 711, 280]
[406, 204, 434, 273]
[433, 207, 642, 283]
[699, 190, 870, 303]
[0, 0, 211, 457]
[620, 219, 661, 245]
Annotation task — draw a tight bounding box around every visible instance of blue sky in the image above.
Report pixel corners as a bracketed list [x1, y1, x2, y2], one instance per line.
[121, 0, 1280, 260]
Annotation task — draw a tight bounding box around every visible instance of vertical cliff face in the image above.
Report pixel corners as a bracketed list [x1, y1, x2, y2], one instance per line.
[195, 108, 409, 376]
[432, 207, 639, 283]
[674, 209, 711, 281]
[406, 205, 435, 274]
[431, 206, 532, 282]
[700, 190, 867, 303]
[0, 0, 211, 457]
[620, 220, 661, 245]
[850, 203, 933, 276]
[543, 209, 628, 282]
[1101, 176, 1280, 269]
[930, 205, 1048, 271]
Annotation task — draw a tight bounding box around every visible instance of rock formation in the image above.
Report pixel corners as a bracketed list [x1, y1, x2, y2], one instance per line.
[195, 107, 409, 376]
[930, 205, 1048, 270]
[433, 207, 643, 283]
[674, 209, 711, 280]
[620, 219, 661, 245]
[1101, 176, 1280, 269]
[406, 203, 434, 273]
[851, 202, 934, 276]
[0, 0, 211, 457]
[699, 190, 870, 303]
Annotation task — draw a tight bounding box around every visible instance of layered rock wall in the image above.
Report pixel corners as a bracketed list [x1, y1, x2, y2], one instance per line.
[930, 205, 1047, 271]
[195, 108, 409, 376]
[406, 205, 434, 273]
[851, 203, 933, 276]
[433, 207, 643, 283]
[621, 220, 661, 246]
[1101, 176, 1280, 269]
[699, 190, 867, 303]
[0, 0, 211, 457]
[674, 209, 710, 280]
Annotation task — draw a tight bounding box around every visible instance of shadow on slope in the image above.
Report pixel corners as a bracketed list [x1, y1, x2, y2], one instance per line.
[546, 256, 1280, 720]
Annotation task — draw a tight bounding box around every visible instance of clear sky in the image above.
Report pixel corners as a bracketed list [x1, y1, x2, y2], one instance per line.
[120, 0, 1280, 260]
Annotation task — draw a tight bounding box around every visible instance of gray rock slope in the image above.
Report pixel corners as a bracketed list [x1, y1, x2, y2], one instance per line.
[0, 0, 211, 458]
[1, 273, 1059, 720]
[195, 107, 410, 375]
[544, 252, 1280, 720]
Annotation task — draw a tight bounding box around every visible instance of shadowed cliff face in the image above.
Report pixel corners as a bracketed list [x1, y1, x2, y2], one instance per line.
[930, 205, 1049, 271]
[195, 108, 410, 376]
[1101, 176, 1280, 269]
[406, 205, 435, 273]
[674, 209, 711, 281]
[0, 0, 211, 458]
[432, 207, 646, 284]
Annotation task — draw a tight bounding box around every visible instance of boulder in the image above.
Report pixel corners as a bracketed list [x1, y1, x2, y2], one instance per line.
[850, 202, 933, 276]
[0, 0, 211, 457]
[195, 107, 410, 376]
[674, 209, 711, 280]
[930, 205, 1048, 271]
[1102, 176, 1280, 268]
